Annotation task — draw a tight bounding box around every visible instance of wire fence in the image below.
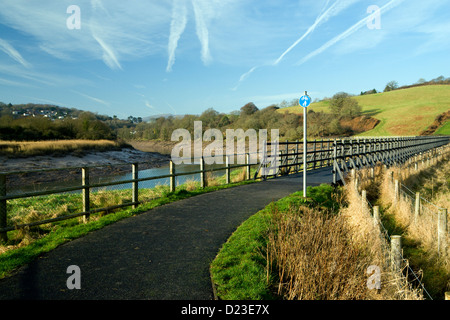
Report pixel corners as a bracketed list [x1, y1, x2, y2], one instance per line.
[350, 144, 450, 300]
[352, 174, 433, 300]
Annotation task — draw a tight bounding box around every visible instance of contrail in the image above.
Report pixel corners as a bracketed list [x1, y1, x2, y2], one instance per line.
[92, 33, 122, 70]
[0, 38, 31, 68]
[274, 0, 358, 65]
[167, 0, 188, 72]
[192, 0, 211, 65]
[297, 0, 405, 65]
[234, 0, 357, 89]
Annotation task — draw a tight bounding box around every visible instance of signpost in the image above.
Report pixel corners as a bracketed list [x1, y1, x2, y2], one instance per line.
[299, 91, 311, 197]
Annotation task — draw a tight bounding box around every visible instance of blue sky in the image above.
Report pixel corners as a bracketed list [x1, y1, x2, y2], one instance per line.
[0, 0, 449, 119]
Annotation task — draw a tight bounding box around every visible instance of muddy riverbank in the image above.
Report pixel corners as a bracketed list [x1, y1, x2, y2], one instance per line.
[0, 146, 170, 192]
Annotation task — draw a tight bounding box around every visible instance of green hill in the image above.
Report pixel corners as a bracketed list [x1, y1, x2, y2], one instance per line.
[278, 85, 450, 136]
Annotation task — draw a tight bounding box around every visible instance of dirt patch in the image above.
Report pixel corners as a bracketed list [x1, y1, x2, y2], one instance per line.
[340, 116, 380, 134]
[420, 110, 450, 135]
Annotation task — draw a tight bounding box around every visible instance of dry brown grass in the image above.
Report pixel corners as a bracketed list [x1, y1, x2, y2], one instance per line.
[267, 206, 373, 300]
[231, 167, 247, 183]
[344, 173, 424, 300]
[0, 139, 124, 157]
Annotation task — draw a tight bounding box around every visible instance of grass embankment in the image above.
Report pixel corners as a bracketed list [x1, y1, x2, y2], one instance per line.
[278, 85, 450, 136]
[0, 139, 130, 158]
[0, 166, 256, 279]
[377, 150, 450, 299]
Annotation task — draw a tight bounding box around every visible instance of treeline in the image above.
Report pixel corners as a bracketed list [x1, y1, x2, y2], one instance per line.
[0, 112, 116, 141]
[117, 93, 363, 141]
[358, 75, 450, 96]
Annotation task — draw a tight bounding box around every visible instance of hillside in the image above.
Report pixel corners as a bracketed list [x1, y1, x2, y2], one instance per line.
[278, 85, 450, 136]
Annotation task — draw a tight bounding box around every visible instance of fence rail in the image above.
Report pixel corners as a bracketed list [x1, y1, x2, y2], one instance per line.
[1, 135, 449, 242]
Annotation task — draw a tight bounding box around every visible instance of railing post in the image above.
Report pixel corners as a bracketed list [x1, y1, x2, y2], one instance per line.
[391, 235, 402, 271]
[132, 163, 139, 209]
[170, 161, 176, 192]
[327, 140, 331, 167]
[226, 155, 231, 184]
[295, 140, 299, 172]
[246, 153, 250, 181]
[332, 139, 337, 185]
[200, 157, 206, 188]
[0, 174, 7, 243]
[82, 167, 90, 223]
[313, 139, 316, 170]
[438, 208, 448, 256]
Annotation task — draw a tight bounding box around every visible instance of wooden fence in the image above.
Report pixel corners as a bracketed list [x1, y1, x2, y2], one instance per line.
[1, 135, 449, 242]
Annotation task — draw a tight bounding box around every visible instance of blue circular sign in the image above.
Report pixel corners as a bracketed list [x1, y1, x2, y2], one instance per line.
[299, 95, 311, 108]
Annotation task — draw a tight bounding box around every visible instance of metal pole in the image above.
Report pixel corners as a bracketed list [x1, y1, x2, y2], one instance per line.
[303, 91, 307, 197]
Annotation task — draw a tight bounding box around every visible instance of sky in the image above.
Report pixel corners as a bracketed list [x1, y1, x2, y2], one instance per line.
[0, 0, 449, 119]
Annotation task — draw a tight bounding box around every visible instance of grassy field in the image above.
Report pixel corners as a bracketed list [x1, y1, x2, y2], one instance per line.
[434, 121, 450, 135]
[278, 85, 450, 136]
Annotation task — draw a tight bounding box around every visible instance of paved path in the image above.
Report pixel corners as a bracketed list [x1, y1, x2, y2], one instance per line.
[0, 167, 333, 300]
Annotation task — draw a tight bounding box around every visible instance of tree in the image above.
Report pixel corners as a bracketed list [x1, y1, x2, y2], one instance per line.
[416, 78, 426, 85]
[384, 80, 399, 92]
[329, 92, 361, 119]
[240, 102, 258, 116]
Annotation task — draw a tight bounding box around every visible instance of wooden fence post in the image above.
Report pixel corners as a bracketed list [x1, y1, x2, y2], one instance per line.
[82, 167, 90, 223]
[170, 161, 176, 192]
[414, 192, 420, 225]
[438, 208, 448, 256]
[361, 190, 367, 209]
[373, 206, 380, 228]
[394, 179, 399, 205]
[0, 174, 7, 242]
[391, 235, 402, 271]
[132, 163, 139, 209]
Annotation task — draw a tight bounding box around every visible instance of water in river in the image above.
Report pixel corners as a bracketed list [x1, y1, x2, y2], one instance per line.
[8, 162, 229, 196]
